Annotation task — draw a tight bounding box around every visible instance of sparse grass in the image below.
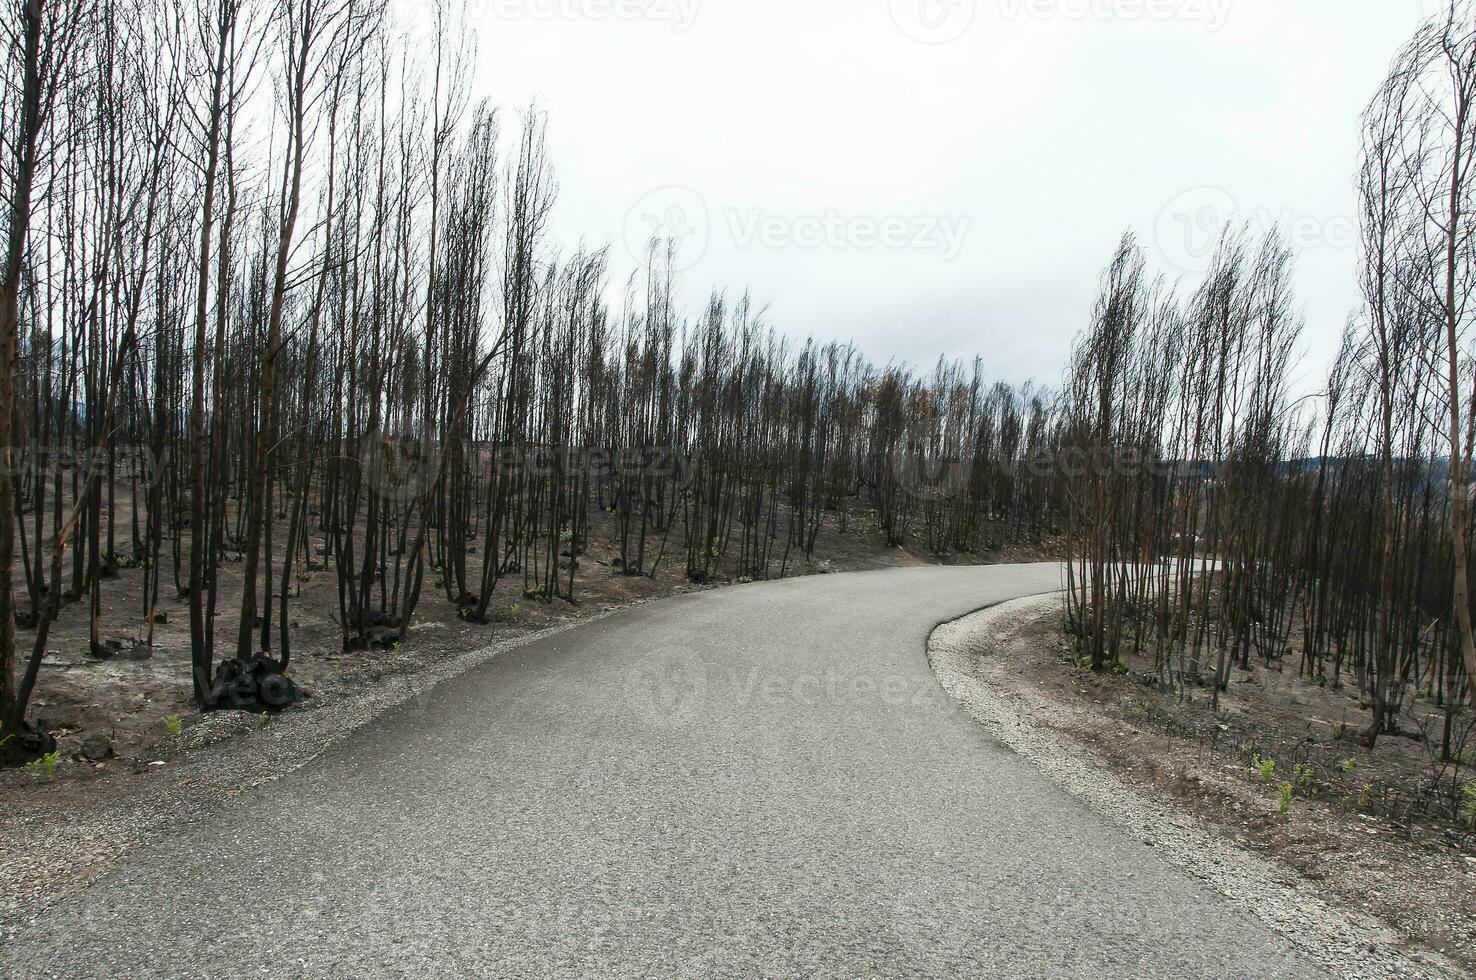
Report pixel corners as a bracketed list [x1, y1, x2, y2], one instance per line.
[25, 751, 60, 778]
[1251, 756, 1276, 784]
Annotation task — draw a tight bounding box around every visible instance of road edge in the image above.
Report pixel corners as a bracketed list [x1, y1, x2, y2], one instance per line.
[926, 594, 1460, 980]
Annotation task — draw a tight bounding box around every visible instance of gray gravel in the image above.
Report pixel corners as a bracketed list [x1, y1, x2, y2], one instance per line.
[1, 564, 1327, 978]
[931, 594, 1460, 980]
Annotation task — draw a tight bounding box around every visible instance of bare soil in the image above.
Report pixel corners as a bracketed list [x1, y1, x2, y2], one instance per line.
[930, 595, 1476, 979]
[0, 497, 1055, 927]
[6, 503, 1052, 791]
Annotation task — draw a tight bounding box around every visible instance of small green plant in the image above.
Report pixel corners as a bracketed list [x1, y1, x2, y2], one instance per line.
[1340, 757, 1357, 774]
[163, 714, 182, 736]
[1358, 783, 1372, 810]
[1278, 782, 1294, 816]
[25, 751, 60, 778]
[1461, 783, 1476, 830]
[1292, 763, 1312, 791]
[1251, 756, 1276, 784]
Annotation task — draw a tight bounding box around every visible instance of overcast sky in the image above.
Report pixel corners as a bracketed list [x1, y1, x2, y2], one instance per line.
[458, 0, 1431, 392]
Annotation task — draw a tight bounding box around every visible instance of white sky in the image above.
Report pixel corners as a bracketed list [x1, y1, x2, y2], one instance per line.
[454, 0, 1431, 391]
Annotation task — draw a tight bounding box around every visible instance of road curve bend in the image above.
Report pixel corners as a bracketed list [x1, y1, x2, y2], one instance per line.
[2, 564, 1324, 979]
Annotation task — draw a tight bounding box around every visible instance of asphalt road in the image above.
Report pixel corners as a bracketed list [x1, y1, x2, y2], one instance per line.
[2, 564, 1325, 978]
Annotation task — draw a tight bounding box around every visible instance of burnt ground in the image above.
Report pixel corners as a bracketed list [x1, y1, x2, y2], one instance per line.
[0, 497, 1061, 929]
[932, 595, 1476, 977]
[0, 496, 1054, 797]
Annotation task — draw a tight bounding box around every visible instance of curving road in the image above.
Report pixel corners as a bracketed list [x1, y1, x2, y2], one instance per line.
[2, 564, 1324, 978]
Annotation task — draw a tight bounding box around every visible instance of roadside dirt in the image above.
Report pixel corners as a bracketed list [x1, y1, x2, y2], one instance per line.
[6, 502, 1047, 786]
[0, 500, 1055, 932]
[930, 595, 1476, 980]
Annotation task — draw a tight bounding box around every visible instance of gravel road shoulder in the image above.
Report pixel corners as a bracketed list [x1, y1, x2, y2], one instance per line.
[929, 594, 1469, 980]
[0, 608, 630, 939]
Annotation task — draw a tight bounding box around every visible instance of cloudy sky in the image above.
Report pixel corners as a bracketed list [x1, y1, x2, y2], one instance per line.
[459, 0, 1430, 392]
